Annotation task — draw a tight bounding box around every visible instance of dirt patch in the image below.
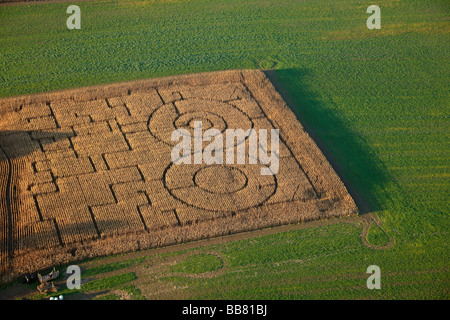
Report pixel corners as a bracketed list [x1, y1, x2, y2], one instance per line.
[0, 69, 358, 280]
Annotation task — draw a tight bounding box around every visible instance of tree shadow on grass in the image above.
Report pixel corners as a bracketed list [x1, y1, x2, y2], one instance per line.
[265, 68, 388, 215]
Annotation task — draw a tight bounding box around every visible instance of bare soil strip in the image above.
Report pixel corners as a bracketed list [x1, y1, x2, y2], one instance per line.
[0, 70, 358, 280]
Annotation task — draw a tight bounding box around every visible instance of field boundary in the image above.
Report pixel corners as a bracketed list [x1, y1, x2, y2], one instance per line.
[78, 213, 375, 271]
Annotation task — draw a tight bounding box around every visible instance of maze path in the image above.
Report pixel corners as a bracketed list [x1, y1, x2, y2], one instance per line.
[0, 70, 358, 277]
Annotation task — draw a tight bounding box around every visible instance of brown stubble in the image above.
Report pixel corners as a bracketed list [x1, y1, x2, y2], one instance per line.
[0, 70, 357, 281]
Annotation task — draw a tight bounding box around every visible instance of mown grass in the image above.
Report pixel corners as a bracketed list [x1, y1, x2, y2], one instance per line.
[170, 254, 223, 274]
[82, 257, 145, 277]
[0, 0, 448, 299]
[158, 223, 449, 299]
[367, 224, 391, 247]
[82, 272, 136, 291]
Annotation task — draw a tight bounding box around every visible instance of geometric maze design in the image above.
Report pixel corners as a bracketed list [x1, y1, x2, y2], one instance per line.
[0, 70, 358, 276]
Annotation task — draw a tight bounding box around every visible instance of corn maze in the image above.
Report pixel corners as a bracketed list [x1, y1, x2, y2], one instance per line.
[0, 70, 358, 279]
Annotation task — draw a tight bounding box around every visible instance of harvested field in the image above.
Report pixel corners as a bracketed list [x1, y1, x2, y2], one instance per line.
[0, 70, 357, 279]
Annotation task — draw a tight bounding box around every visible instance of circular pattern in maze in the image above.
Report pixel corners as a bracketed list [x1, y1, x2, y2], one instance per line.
[148, 99, 253, 147]
[175, 112, 225, 133]
[194, 166, 248, 194]
[164, 163, 276, 212]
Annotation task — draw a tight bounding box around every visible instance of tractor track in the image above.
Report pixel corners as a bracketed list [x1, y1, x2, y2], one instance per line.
[0, 146, 12, 267]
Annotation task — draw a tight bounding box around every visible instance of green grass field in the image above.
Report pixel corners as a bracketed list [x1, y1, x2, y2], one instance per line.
[0, 0, 449, 299]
